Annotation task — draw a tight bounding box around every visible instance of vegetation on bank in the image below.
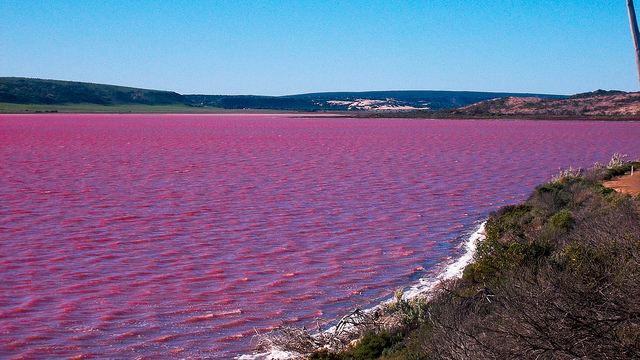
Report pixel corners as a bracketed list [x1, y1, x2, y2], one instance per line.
[187, 91, 563, 112]
[0, 77, 191, 106]
[268, 155, 640, 359]
[3, 78, 639, 119]
[432, 89, 640, 119]
[0, 77, 566, 114]
[0, 102, 292, 114]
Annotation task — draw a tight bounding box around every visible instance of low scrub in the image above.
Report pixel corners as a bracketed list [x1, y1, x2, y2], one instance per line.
[309, 332, 403, 360]
[410, 156, 640, 359]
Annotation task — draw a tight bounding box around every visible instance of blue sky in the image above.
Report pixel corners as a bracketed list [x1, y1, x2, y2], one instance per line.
[1, 0, 637, 95]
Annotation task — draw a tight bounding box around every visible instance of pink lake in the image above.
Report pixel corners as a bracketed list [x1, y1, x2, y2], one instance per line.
[1, 114, 639, 359]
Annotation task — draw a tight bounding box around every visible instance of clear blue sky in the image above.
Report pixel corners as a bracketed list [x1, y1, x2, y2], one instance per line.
[1, 0, 637, 95]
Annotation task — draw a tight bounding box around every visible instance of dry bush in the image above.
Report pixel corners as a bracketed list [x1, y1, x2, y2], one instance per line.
[608, 153, 630, 169]
[255, 308, 392, 357]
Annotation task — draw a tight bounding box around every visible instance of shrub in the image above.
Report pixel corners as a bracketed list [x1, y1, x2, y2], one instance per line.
[608, 153, 629, 168]
[349, 332, 402, 360]
[465, 238, 552, 284]
[463, 204, 550, 283]
[583, 166, 611, 184]
[608, 165, 631, 178]
[561, 242, 605, 281]
[616, 321, 640, 349]
[549, 210, 574, 231]
[484, 204, 534, 241]
[551, 166, 583, 183]
[536, 182, 564, 196]
[309, 348, 344, 360]
[591, 183, 615, 196]
[384, 290, 429, 332]
[534, 182, 570, 212]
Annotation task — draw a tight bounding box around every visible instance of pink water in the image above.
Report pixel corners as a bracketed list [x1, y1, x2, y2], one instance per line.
[1, 114, 639, 359]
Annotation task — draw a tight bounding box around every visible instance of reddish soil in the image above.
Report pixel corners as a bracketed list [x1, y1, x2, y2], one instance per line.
[604, 170, 640, 196]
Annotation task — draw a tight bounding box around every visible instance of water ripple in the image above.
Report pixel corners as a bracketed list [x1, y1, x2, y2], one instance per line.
[1, 114, 640, 359]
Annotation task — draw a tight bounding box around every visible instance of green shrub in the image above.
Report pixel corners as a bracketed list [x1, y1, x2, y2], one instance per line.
[484, 204, 534, 242]
[350, 332, 402, 360]
[534, 182, 571, 212]
[385, 291, 429, 331]
[608, 166, 629, 178]
[549, 210, 574, 231]
[561, 242, 607, 283]
[607, 161, 640, 179]
[465, 238, 552, 283]
[381, 342, 430, 360]
[463, 203, 552, 283]
[536, 182, 564, 196]
[591, 183, 615, 196]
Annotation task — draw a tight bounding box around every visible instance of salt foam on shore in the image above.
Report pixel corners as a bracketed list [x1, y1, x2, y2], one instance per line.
[237, 221, 487, 360]
[402, 221, 486, 300]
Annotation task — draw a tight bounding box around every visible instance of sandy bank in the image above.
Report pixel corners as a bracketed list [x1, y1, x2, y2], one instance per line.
[604, 169, 640, 196]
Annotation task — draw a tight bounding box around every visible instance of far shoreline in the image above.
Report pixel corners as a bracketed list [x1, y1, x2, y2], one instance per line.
[2, 109, 639, 123]
[2, 103, 640, 121]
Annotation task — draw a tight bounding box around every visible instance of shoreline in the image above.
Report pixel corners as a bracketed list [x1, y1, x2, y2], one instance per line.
[238, 221, 487, 360]
[1, 103, 640, 122]
[2, 110, 640, 123]
[243, 158, 640, 360]
[300, 158, 640, 359]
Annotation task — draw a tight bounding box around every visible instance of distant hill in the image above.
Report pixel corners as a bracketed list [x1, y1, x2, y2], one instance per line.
[0, 77, 568, 112]
[441, 89, 640, 117]
[0, 77, 192, 106]
[186, 90, 566, 112]
[184, 94, 314, 111]
[289, 90, 566, 110]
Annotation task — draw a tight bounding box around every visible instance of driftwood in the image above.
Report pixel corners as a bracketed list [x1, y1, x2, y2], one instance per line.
[254, 325, 320, 355]
[333, 308, 380, 338]
[253, 307, 389, 356]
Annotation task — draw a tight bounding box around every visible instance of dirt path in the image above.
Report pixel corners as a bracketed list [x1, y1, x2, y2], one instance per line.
[604, 171, 640, 196]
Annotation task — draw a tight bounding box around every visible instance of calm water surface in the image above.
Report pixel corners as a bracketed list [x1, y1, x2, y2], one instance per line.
[1, 114, 639, 359]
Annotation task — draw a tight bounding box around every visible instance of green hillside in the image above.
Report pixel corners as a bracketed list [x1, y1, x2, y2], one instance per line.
[0, 77, 568, 113]
[0, 77, 193, 106]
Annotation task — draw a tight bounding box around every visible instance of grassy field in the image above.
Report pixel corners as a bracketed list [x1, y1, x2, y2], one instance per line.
[0, 103, 296, 114]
